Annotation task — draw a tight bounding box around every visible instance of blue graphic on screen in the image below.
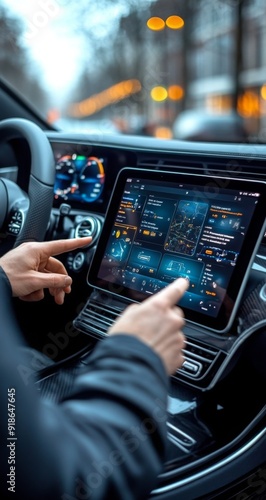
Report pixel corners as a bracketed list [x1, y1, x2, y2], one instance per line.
[106, 227, 136, 263]
[165, 201, 208, 255]
[127, 247, 162, 277]
[158, 254, 204, 286]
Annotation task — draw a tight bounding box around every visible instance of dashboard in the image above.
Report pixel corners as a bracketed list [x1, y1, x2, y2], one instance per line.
[11, 130, 266, 499]
[46, 133, 266, 386]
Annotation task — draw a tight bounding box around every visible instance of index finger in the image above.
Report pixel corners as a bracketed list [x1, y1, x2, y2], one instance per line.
[41, 237, 92, 257]
[150, 277, 189, 308]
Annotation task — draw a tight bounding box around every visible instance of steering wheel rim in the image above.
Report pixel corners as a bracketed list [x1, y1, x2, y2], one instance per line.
[0, 118, 55, 249]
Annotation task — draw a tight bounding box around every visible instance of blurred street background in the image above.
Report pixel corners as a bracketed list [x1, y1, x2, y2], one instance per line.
[1, 0, 266, 142]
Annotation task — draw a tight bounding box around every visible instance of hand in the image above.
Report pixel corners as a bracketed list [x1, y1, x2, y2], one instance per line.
[108, 278, 188, 375]
[0, 237, 92, 304]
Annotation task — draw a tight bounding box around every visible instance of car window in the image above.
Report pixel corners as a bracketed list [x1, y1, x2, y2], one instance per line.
[0, 0, 265, 142]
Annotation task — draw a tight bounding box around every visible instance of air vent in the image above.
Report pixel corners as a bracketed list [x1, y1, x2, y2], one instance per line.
[174, 337, 226, 389]
[75, 216, 101, 243]
[179, 339, 219, 379]
[137, 156, 266, 181]
[73, 290, 126, 340]
[137, 158, 204, 174]
[74, 302, 116, 339]
[74, 290, 227, 390]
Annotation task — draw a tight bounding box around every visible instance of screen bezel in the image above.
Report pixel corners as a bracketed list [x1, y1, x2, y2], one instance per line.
[88, 167, 266, 334]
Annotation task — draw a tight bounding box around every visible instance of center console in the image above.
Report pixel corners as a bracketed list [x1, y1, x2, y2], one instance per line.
[69, 167, 266, 482]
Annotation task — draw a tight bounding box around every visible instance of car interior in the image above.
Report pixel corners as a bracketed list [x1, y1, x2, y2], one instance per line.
[2, 0, 266, 497]
[0, 75, 266, 499]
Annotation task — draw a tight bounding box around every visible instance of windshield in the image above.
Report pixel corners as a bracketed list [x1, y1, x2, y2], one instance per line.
[0, 0, 265, 142]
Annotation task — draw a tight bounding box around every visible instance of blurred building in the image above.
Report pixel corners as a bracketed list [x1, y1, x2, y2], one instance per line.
[188, 0, 266, 141]
[145, 0, 266, 141]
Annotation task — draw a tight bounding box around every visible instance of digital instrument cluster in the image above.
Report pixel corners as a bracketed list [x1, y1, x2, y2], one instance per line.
[54, 153, 105, 204]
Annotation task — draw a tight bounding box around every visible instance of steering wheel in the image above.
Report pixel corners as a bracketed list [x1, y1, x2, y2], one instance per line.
[0, 118, 55, 256]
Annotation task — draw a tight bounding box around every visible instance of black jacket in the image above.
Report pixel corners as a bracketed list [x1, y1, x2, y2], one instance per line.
[0, 268, 169, 500]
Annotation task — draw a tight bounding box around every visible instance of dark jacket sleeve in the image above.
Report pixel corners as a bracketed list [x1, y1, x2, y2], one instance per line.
[0, 268, 169, 500]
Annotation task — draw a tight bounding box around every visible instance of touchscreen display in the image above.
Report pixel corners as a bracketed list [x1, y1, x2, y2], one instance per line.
[88, 168, 266, 333]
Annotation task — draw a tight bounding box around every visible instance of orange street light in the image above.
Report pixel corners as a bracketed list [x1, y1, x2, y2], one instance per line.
[166, 15, 184, 30]
[147, 15, 184, 31]
[146, 16, 165, 31]
[261, 84, 266, 100]
[168, 85, 184, 100]
[150, 86, 168, 102]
